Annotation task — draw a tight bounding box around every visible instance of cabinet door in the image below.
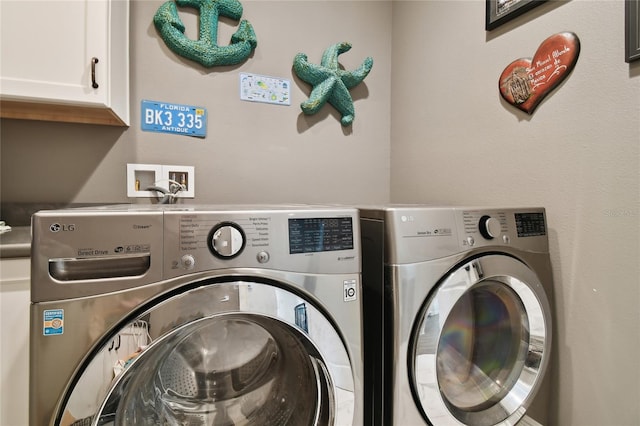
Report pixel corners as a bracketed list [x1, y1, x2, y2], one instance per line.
[0, 258, 30, 426]
[0, 0, 129, 126]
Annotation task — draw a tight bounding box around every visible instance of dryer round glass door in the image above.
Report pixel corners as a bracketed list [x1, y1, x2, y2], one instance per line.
[59, 281, 355, 426]
[410, 255, 551, 426]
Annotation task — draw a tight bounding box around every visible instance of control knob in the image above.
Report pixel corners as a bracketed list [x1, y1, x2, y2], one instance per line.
[478, 215, 501, 240]
[208, 222, 246, 259]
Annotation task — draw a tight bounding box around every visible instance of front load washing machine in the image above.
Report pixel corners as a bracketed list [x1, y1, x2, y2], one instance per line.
[30, 205, 363, 426]
[360, 206, 554, 426]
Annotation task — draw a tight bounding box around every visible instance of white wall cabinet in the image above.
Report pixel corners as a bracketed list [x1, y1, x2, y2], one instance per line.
[0, 0, 130, 126]
[0, 257, 30, 426]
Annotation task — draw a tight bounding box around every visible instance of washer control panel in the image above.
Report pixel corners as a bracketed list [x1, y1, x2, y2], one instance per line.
[31, 205, 361, 300]
[163, 207, 360, 278]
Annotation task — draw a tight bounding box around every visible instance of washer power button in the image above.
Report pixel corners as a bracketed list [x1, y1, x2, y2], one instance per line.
[181, 254, 196, 270]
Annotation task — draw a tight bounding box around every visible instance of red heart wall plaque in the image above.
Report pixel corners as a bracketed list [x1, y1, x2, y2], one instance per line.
[499, 32, 580, 114]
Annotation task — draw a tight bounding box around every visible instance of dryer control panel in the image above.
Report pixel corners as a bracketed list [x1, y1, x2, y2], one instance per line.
[461, 210, 509, 246]
[361, 206, 550, 264]
[456, 208, 549, 253]
[457, 208, 548, 250]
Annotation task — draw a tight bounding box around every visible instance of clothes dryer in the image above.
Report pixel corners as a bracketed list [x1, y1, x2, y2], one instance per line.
[30, 205, 363, 426]
[360, 206, 554, 426]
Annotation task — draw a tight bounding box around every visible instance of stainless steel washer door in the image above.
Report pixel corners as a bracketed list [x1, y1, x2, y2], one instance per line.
[410, 255, 551, 426]
[59, 281, 354, 426]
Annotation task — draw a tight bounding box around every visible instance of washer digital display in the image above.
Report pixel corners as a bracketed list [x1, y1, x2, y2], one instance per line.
[515, 212, 546, 237]
[288, 217, 354, 254]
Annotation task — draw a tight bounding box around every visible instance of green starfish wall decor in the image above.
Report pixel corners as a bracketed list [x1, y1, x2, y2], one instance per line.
[293, 42, 373, 126]
[154, 0, 257, 68]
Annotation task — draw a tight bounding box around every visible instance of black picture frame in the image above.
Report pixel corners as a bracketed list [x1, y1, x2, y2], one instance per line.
[626, 0, 640, 62]
[486, 0, 547, 31]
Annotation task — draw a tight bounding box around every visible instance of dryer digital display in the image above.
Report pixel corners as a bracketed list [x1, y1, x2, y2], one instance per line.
[515, 212, 547, 237]
[288, 217, 354, 254]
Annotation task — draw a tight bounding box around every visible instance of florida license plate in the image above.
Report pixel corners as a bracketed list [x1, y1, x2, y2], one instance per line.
[141, 100, 207, 138]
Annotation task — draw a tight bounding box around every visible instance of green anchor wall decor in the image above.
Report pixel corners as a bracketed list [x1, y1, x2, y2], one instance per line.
[293, 42, 373, 126]
[154, 0, 257, 67]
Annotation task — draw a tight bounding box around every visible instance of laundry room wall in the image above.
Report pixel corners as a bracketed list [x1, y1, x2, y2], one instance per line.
[0, 0, 392, 208]
[2, 2, 638, 425]
[390, 2, 640, 426]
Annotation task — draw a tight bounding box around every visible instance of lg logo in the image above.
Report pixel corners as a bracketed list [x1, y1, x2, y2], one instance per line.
[50, 223, 76, 232]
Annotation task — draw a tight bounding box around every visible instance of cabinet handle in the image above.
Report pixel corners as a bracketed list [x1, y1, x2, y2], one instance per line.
[91, 57, 99, 89]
